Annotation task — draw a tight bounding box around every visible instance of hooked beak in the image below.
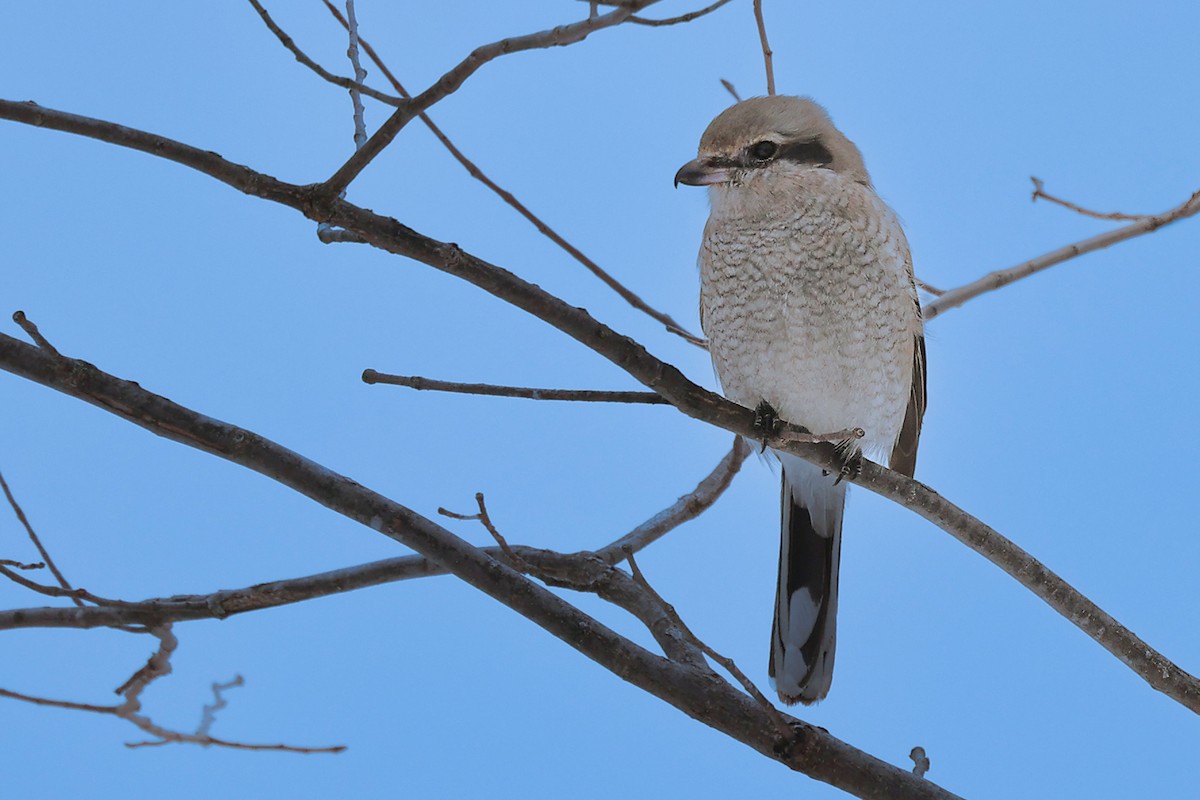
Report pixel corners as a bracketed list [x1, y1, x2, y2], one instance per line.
[674, 157, 731, 188]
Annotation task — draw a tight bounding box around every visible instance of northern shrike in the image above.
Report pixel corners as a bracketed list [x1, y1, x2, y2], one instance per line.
[676, 96, 925, 704]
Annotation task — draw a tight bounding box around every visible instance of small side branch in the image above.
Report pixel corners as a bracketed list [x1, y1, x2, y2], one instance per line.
[12, 310, 60, 357]
[924, 186, 1200, 320]
[753, 0, 775, 95]
[1030, 177, 1150, 221]
[362, 370, 669, 404]
[629, 0, 734, 26]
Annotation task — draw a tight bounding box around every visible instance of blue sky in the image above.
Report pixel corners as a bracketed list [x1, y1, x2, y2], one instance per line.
[3, 2, 1199, 798]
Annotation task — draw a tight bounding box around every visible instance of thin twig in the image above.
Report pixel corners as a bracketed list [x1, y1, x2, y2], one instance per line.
[363, 370, 669, 404]
[0, 562, 76, 598]
[1030, 177, 1150, 221]
[469, 493, 535, 574]
[245, 0, 403, 106]
[0, 558, 43, 570]
[440, 494, 584, 589]
[629, 0, 734, 26]
[196, 675, 245, 737]
[0, 469, 81, 606]
[720, 78, 742, 102]
[753, 0, 775, 96]
[318, 1, 659, 198]
[0, 626, 343, 753]
[624, 549, 793, 737]
[915, 278, 944, 296]
[344, 0, 367, 150]
[320, 0, 704, 346]
[12, 310, 60, 356]
[925, 187, 1200, 320]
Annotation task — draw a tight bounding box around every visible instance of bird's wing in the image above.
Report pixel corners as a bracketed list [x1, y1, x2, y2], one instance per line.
[889, 332, 925, 477]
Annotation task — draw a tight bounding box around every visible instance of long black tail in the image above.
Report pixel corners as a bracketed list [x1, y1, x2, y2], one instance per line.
[770, 456, 846, 705]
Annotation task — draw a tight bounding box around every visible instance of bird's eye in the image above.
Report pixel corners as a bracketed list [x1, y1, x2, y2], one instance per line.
[750, 140, 778, 161]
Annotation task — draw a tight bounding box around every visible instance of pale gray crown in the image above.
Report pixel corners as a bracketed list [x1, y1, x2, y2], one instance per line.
[695, 96, 870, 185]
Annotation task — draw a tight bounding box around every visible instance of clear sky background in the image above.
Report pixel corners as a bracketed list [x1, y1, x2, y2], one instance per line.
[3, 2, 1199, 798]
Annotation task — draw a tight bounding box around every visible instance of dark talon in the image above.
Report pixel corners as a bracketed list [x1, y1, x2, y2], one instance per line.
[752, 400, 783, 452]
[831, 438, 863, 485]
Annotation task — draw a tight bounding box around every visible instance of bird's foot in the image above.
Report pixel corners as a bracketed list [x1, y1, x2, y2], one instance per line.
[752, 400, 786, 453]
[830, 437, 863, 485]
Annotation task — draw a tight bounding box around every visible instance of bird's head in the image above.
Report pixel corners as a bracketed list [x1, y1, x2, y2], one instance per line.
[675, 96, 869, 202]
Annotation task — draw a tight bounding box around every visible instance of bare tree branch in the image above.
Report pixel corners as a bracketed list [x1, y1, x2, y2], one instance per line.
[0, 470, 81, 606]
[924, 186, 1200, 320]
[195, 675, 245, 737]
[318, 1, 662, 198]
[1030, 177, 1150, 222]
[11, 310, 59, 357]
[319, 0, 705, 345]
[629, 0, 735, 26]
[0, 558, 43, 570]
[753, 0, 775, 96]
[362, 370, 670, 404]
[342, 0, 368, 151]
[0, 626, 343, 754]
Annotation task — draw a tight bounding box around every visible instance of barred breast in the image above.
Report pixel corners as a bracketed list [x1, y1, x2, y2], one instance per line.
[699, 169, 919, 458]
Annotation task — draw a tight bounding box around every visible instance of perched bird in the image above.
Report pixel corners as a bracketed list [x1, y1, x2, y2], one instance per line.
[675, 96, 925, 704]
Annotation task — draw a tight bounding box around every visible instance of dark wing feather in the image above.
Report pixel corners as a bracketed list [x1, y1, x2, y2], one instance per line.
[889, 334, 926, 478]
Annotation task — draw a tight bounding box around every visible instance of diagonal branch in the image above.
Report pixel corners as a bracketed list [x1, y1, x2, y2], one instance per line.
[2, 99, 1198, 719]
[924, 187, 1200, 320]
[362, 370, 669, 403]
[0, 469, 82, 607]
[317, 1, 661, 198]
